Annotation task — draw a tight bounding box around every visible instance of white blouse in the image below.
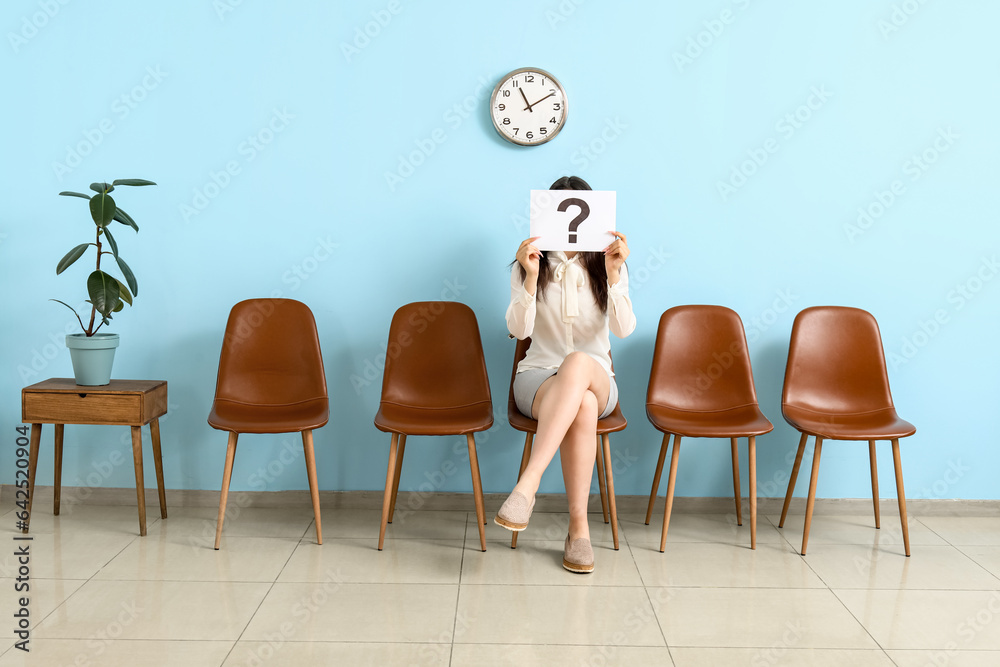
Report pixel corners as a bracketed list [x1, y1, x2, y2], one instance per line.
[505, 251, 637, 376]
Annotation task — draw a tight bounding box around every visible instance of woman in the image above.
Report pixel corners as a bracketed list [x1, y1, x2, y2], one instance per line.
[495, 175, 636, 573]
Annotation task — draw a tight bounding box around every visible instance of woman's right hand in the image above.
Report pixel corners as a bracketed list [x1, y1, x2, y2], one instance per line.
[516, 237, 542, 278]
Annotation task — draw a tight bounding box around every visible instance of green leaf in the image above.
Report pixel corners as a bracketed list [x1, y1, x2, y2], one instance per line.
[102, 226, 119, 257]
[115, 255, 138, 296]
[116, 278, 133, 306]
[112, 178, 156, 187]
[56, 243, 90, 274]
[89, 182, 114, 193]
[87, 270, 121, 317]
[89, 192, 116, 227]
[112, 206, 138, 231]
[59, 191, 91, 200]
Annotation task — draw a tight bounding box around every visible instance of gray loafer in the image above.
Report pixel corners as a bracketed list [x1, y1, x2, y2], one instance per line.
[563, 534, 595, 573]
[494, 490, 535, 531]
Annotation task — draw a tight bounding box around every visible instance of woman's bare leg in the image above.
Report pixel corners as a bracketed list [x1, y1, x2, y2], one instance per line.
[560, 390, 599, 541]
[512, 352, 609, 502]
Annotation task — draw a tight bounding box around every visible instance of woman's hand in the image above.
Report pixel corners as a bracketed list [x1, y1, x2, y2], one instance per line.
[516, 236, 542, 278]
[604, 231, 629, 285]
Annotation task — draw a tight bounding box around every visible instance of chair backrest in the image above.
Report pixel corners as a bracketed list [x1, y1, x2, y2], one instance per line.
[380, 301, 492, 410]
[646, 305, 760, 411]
[214, 298, 328, 407]
[782, 306, 895, 414]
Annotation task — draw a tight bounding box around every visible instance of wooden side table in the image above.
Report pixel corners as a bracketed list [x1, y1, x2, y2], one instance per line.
[21, 378, 168, 536]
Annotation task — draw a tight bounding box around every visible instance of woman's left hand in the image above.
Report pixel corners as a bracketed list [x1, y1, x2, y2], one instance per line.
[603, 231, 629, 285]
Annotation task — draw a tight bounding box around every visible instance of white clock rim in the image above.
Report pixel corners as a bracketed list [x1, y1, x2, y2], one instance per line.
[489, 67, 568, 147]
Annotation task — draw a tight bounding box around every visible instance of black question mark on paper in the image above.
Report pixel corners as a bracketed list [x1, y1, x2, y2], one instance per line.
[557, 198, 591, 244]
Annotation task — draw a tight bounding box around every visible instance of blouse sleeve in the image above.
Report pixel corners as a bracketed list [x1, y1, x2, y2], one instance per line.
[505, 265, 536, 339]
[608, 263, 637, 339]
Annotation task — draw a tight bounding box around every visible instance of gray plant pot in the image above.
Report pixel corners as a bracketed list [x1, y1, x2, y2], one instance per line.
[66, 333, 120, 386]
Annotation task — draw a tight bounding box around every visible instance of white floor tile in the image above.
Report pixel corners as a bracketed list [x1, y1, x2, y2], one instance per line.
[669, 647, 895, 666]
[451, 644, 674, 666]
[456, 584, 664, 646]
[242, 583, 457, 643]
[653, 587, 878, 649]
[461, 539, 643, 586]
[33, 580, 270, 641]
[835, 589, 1000, 650]
[222, 641, 451, 666]
[0, 639, 233, 666]
[278, 538, 464, 584]
[631, 541, 826, 588]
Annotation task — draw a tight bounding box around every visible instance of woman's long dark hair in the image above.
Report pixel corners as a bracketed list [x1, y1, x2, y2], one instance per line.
[514, 175, 609, 313]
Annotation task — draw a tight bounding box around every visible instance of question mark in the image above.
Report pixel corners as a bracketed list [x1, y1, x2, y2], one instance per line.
[558, 198, 591, 244]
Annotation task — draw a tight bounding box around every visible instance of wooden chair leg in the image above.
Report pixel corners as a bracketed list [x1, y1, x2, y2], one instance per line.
[302, 430, 322, 545]
[891, 439, 910, 557]
[150, 418, 167, 519]
[595, 435, 609, 524]
[467, 434, 487, 552]
[23, 424, 41, 533]
[779, 432, 809, 527]
[53, 424, 64, 516]
[130, 425, 147, 537]
[868, 440, 880, 529]
[378, 433, 400, 551]
[730, 437, 742, 526]
[601, 434, 619, 550]
[800, 437, 823, 556]
[215, 432, 238, 550]
[511, 433, 533, 550]
[645, 433, 670, 525]
[659, 435, 682, 553]
[388, 434, 406, 523]
[748, 436, 757, 550]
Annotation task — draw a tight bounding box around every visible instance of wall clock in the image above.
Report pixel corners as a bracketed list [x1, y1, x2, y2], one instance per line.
[490, 67, 567, 146]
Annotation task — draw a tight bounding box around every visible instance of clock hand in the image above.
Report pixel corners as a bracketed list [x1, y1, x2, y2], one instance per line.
[519, 87, 533, 112]
[525, 91, 556, 112]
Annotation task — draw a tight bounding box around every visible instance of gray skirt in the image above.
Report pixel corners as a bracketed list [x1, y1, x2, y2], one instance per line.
[513, 368, 619, 420]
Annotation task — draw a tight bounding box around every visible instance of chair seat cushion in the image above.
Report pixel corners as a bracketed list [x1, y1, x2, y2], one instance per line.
[646, 403, 774, 438]
[782, 404, 916, 440]
[375, 400, 494, 436]
[208, 398, 329, 433]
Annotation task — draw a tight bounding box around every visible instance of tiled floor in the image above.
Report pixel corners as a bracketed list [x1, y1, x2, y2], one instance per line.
[2, 504, 1000, 666]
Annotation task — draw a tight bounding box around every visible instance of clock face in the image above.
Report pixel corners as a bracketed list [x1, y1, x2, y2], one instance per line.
[490, 68, 567, 146]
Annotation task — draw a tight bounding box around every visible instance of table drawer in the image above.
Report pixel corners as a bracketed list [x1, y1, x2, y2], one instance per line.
[23, 392, 142, 424]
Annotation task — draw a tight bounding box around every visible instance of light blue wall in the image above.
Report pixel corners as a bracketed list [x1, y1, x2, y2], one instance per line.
[3, 1, 998, 500]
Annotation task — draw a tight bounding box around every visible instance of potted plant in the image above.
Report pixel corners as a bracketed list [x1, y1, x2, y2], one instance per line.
[52, 179, 156, 385]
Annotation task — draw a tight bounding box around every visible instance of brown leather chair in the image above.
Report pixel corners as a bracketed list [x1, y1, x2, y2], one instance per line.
[375, 302, 493, 551]
[778, 306, 915, 556]
[644, 306, 773, 551]
[208, 299, 328, 550]
[507, 337, 628, 550]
